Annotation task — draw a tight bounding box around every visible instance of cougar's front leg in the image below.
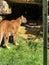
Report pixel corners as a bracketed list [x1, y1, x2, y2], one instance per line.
[13, 33, 19, 46]
[3, 34, 10, 48]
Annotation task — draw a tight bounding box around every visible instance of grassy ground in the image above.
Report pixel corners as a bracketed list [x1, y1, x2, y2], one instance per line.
[47, 43, 49, 65]
[47, 32, 49, 65]
[0, 35, 43, 65]
[48, 32, 49, 65]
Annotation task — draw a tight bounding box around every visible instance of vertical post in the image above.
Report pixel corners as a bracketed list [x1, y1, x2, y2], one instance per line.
[43, 0, 47, 65]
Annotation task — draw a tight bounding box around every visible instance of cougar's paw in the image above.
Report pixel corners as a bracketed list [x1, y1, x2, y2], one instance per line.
[15, 42, 19, 46]
[6, 46, 10, 49]
[3, 44, 10, 49]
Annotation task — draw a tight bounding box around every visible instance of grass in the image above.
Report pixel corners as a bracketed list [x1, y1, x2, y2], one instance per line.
[0, 36, 43, 65]
[48, 49, 49, 65]
[47, 33, 49, 65]
[47, 41, 49, 65]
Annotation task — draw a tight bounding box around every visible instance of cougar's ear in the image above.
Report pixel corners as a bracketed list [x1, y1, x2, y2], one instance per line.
[21, 15, 23, 18]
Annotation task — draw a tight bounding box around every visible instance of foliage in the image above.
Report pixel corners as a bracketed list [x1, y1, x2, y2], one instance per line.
[0, 36, 43, 65]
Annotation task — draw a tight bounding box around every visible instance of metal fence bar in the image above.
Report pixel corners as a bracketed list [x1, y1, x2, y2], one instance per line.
[43, 0, 48, 65]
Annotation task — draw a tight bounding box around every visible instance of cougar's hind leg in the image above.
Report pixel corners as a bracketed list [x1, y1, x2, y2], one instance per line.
[3, 34, 10, 48]
[0, 37, 2, 46]
[0, 32, 4, 46]
[13, 33, 19, 46]
[0, 33, 1, 45]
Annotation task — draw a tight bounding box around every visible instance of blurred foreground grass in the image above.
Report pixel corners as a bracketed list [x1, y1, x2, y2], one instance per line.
[0, 35, 43, 65]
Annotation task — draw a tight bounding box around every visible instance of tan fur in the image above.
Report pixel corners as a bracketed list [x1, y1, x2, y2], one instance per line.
[0, 16, 27, 48]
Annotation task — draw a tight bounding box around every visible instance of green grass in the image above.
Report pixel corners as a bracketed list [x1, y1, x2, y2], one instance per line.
[48, 49, 49, 65]
[47, 42, 49, 65]
[47, 33, 49, 65]
[0, 36, 43, 65]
